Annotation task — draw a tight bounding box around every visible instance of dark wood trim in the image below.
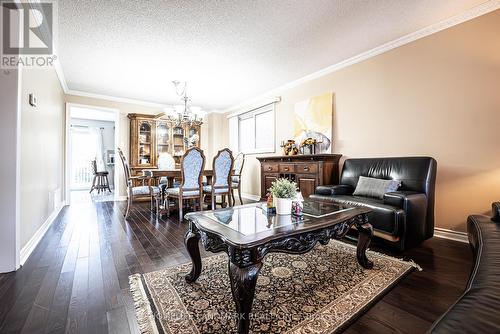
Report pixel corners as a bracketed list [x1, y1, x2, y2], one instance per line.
[256, 154, 342, 162]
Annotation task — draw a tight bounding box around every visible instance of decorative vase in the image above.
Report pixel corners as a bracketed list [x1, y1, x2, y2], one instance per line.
[274, 197, 292, 215]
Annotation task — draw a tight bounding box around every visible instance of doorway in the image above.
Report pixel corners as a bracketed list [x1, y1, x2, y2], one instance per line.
[65, 104, 120, 205]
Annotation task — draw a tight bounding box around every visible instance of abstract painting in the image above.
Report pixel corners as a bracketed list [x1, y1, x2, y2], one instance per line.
[293, 92, 333, 153]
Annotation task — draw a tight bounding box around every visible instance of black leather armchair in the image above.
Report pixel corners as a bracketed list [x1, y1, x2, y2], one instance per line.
[428, 202, 500, 333]
[311, 157, 437, 251]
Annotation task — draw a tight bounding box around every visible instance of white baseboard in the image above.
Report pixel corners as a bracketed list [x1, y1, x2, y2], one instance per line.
[241, 193, 261, 202]
[434, 227, 469, 243]
[20, 201, 66, 266]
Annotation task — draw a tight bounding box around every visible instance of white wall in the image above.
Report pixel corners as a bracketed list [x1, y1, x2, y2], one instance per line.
[20, 67, 65, 248]
[0, 68, 22, 272]
[0, 8, 22, 272]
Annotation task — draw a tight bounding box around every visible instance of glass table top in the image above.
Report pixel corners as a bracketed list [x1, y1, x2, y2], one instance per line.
[302, 200, 348, 218]
[201, 201, 347, 236]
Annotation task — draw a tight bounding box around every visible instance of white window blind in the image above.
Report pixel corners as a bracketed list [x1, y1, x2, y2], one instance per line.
[229, 103, 275, 154]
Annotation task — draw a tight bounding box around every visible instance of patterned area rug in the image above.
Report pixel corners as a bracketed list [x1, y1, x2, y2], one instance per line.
[130, 240, 417, 334]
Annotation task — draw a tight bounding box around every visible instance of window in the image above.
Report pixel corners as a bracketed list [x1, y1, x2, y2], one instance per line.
[229, 103, 275, 154]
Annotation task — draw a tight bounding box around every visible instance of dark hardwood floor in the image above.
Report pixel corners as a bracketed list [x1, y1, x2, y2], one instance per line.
[0, 198, 473, 334]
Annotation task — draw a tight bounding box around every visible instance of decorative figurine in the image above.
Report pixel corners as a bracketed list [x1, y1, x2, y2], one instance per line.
[300, 137, 317, 155]
[263, 192, 276, 214]
[280, 140, 299, 156]
[267, 192, 274, 208]
[292, 192, 304, 216]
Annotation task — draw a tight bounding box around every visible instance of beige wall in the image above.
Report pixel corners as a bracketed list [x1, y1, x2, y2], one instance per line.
[232, 10, 500, 232]
[64, 94, 215, 195]
[203, 113, 230, 167]
[20, 67, 65, 247]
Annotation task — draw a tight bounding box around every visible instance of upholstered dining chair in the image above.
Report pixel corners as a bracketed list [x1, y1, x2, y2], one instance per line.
[156, 152, 177, 202]
[165, 147, 205, 222]
[117, 148, 161, 219]
[231, 152, 245, 205]
[203, 148, 234, 209]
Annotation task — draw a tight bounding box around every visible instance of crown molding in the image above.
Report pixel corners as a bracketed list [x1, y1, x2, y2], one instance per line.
[54, 57, 68, 93]
[65, 89, 223, 114]
[65, 89, 169, 109]
[226, 96, 281, 118]
[222, 0, 500, 114]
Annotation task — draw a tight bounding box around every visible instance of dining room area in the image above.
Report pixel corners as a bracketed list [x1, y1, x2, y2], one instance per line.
[117, 110, 246, 222]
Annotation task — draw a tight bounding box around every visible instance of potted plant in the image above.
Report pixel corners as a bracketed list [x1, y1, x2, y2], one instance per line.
[269, 178, 298, 215]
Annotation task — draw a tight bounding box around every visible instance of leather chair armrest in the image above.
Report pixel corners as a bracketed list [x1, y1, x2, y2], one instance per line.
[315, 184, 354, 196]
[383, 191, 425, 209]
[492, 202, 500, 222]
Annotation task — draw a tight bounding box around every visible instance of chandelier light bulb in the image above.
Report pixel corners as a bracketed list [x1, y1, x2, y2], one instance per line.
[165, 81, 204, 126]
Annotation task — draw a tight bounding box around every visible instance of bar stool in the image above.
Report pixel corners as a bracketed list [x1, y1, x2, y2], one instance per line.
[90, 160, 111, 194]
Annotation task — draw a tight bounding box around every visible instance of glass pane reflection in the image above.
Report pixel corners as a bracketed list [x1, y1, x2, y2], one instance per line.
[203, 206, 308, 236]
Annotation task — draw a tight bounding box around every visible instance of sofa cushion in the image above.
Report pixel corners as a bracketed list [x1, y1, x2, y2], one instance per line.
[316, 185, 354, 196]
[309, 194, 405, 235]
[353, 176, 400, 199]
[383, 191, 422, 208]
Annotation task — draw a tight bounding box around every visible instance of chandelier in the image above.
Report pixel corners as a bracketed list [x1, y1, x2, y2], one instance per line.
[164, 81, 205, 126]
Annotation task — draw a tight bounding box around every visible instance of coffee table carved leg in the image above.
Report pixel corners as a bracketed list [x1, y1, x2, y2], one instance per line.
[228, 260, 263, 334]
[355, 215, 374, 269]
[185, 228, 202, 283]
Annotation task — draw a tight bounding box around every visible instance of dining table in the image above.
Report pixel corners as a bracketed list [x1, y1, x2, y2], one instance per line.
[142, 169, 233, 209]
[141, 169, 221, 186]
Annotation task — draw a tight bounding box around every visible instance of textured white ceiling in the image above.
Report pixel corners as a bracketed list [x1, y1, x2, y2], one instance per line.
[57, 0, 487, 110]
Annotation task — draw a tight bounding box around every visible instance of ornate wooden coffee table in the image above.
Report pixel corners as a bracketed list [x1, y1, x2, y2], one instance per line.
[184, 201, 373, 334]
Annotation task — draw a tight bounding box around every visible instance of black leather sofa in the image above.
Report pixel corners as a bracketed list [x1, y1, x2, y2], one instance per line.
[428, 202, 500, 333]
[310, 157, 437, 251]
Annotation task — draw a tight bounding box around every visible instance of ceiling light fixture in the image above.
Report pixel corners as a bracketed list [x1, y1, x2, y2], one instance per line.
[164, 81, 205, 126]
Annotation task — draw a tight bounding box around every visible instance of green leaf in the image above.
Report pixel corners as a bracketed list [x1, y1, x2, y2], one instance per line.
[268, 178, 298, 199]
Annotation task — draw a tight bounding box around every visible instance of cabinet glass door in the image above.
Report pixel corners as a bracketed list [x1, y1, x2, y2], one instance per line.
[172, 125, 185, 165]
[138, 121, 152, 165]
[156, 122, 170, 156]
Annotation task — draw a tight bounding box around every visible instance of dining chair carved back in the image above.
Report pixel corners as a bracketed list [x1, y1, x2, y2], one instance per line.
[117, 148, 160, 219]
[231, 152, 245, 205]
[203, 148, 234, 209]
[165, 147, 205, 222]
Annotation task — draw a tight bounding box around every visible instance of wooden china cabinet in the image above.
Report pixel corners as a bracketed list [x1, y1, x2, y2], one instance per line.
[128, 113, 201, 181]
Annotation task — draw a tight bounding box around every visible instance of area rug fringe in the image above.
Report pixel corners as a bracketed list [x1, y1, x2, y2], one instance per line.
[406, 259, 423, 271]
[366, 247, 423, 271]
[129, 274, 159, 334]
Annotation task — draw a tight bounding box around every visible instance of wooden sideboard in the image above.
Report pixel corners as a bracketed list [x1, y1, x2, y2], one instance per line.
[257, 154, 342, 199]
